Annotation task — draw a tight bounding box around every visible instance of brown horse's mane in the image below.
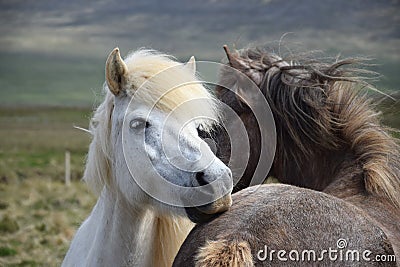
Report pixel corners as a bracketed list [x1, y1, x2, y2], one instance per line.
[221, 46, 400, 208]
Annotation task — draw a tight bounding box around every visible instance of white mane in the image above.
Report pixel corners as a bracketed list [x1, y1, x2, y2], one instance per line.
[63, 49, 231, 267]
[84, 49, 220, 195]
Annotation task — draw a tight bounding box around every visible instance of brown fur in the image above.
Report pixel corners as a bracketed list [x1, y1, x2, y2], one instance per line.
[174, 185, 396, 266]
[195, 240, 254, 267]
[216, 47, 400, 207]
[174, 45, 400, 266]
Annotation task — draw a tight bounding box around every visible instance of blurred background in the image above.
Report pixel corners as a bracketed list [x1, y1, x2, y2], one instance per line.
[0, 0, 399, 265]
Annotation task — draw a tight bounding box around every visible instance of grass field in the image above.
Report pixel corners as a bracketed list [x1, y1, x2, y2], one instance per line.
[0, 107, 95, 266]
[0, 100, 399, 266]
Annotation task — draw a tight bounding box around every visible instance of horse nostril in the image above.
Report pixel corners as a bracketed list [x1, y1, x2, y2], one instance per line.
[195, 172, 208, 186]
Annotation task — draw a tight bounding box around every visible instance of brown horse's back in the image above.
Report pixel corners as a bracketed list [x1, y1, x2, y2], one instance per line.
[174, 184, 395, 266]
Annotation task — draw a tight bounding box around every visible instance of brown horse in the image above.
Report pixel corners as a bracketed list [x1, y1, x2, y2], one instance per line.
[173, 45, 400, 266]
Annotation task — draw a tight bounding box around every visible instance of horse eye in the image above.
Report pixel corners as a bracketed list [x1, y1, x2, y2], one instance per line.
[197, 125, 209, 138]
[129, 119, 150, 129]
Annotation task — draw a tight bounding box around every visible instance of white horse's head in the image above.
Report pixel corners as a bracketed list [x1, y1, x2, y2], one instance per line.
[84, 48, 232, 223]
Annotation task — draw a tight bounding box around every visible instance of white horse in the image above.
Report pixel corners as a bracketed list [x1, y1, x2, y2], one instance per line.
[62, 48, 233, 267]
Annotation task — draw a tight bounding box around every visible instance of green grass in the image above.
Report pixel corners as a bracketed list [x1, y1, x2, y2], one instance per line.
[0, 178, 96, 266]
[0, 107, 96, 266]
[0, 247, 17, 257]
[0, 52, 104, 107]
[0, 107, 92, 182]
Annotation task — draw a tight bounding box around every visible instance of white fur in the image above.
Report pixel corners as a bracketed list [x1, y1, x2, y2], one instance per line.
[62, 50, 232, 267]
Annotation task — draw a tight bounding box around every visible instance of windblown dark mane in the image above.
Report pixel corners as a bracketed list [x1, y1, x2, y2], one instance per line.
[218, 46, 400, 208]
[173, 46, 400, 267]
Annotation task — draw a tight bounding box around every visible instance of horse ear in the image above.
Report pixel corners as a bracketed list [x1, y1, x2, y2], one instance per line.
[185, 56, 196, 75]
[223, 45, 251, 70]
[105, 47, 128, 96]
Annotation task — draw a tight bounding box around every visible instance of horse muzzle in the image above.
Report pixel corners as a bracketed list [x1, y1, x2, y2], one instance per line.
[185, 193, 232, 223]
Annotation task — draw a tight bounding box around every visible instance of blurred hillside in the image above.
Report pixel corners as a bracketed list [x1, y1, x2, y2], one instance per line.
[0, 0, 399, 106]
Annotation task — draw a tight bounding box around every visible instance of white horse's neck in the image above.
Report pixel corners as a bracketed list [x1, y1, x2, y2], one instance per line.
[87, 188, 154, 266]
[62, 187, 192, 267]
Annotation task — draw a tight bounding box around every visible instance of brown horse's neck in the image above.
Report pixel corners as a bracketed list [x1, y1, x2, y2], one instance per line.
[216, 48, 400, 208]
[215, 85, 357, 193]
[215, 86, 357, 193]
[270, 144, 353, 191]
